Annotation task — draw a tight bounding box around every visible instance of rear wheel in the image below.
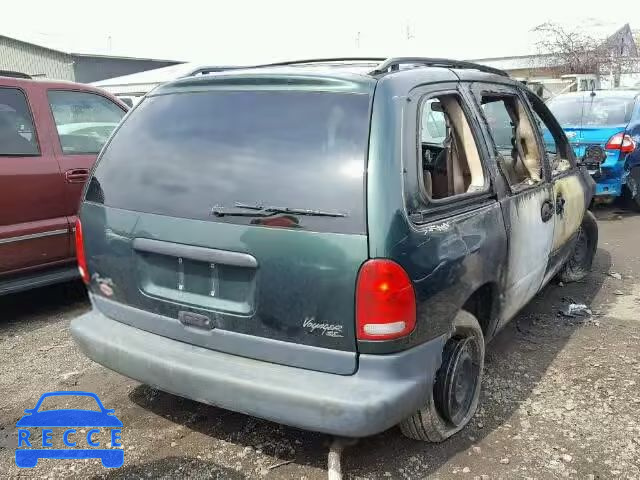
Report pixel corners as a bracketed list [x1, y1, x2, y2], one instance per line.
[399, 310, 484, 442]
[557, 210, 598, 283]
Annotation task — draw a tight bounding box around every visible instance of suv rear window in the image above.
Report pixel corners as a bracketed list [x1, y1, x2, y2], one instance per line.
[88, 90, 370, 234]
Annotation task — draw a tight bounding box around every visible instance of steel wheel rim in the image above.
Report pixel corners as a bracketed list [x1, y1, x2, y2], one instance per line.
[434, 336, 481, 426]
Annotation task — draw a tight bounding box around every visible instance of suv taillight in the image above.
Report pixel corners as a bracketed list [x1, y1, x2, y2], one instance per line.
[356, 259, 416, 340]
[75, 218, 89, 284]
[605, 132, 636, 154]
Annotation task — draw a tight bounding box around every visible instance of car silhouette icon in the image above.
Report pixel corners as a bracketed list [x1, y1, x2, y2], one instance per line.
[16, 391, 123, 468]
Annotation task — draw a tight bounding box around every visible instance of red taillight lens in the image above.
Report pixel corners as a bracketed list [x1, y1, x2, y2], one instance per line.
[356, 259, 416, 341]
[75, 218, 89, 284]
[605, 133, 636, 154]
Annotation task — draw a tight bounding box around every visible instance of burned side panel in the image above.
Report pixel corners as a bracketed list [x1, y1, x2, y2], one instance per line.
[552, 174, 587, 251]
[543, 167, 592, 283]
[361, 202, 508, 353]
[498, 185, 555, 327]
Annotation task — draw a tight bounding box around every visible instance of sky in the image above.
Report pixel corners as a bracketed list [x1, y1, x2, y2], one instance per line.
[2, 0, 636, 64]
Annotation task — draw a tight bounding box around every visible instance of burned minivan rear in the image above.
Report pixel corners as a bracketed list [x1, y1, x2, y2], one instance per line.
[71, 71, 445, 437]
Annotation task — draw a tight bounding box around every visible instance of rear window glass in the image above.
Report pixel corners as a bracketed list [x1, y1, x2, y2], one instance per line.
[87, 90, 370, 234]
[547, 95, 636, 126]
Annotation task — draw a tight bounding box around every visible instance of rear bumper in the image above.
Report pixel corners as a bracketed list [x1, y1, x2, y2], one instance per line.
[71, 309, 445, 437]
[594, 180, 622, 198]
[593, 169, 624, 197]
[585, 157, 625, 198]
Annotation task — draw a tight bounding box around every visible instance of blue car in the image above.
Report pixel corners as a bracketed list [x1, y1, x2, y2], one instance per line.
[546, 90, 640, 208]
[15, 391, 123, 468]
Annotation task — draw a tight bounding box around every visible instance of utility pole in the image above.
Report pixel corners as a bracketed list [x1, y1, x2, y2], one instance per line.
[405, 23, 415, 41]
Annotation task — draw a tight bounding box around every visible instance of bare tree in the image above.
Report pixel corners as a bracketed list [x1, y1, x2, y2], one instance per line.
[532, 22, 610, 74]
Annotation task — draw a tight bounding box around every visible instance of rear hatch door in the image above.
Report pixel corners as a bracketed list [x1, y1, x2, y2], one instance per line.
[81, 76, 374, 374]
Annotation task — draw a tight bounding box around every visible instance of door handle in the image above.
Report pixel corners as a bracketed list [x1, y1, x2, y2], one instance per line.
[556, 195, 566, 215]
[65, 169, 90, 183]
[541, 199, 554, 223]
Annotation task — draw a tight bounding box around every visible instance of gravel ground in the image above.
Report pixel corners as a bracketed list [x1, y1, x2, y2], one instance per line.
[1, 206, 639, 479]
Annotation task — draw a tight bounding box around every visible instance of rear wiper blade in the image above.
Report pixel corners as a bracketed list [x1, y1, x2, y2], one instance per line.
[211, 202, 347, 218]
[210, 207, 271, 217]
[236, 202, 347, 217]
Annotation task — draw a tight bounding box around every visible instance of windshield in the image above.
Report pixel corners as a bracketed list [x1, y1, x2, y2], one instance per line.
[547, 95, 636, 127]
[88, 90, 370, 234]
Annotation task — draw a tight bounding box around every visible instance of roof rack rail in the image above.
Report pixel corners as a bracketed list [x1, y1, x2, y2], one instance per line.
[184, 57, 508, 79]
[369, 57, 509, 77]
[187, 66, 246, 77]
[0, 70, 32, 79]
[186, 58, 388, 78]
[254, 57, 387, 68]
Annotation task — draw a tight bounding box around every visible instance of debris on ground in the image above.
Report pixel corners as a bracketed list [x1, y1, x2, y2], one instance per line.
[60, 370, 81, 380]
[559, 303, 592, 318]
[268, 460, 294, 470]
[608, 272, 623, 280]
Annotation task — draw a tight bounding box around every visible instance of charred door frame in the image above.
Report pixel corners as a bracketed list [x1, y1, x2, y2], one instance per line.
[466, 81, 556, 330]
[524, 91, 589, 281]
[403, 82, 498, 219]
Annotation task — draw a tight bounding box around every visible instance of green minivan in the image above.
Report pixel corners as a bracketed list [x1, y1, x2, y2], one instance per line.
[71, 58, 597, 441]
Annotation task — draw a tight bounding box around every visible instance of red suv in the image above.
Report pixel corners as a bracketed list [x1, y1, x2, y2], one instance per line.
[0, 72, 127, 295]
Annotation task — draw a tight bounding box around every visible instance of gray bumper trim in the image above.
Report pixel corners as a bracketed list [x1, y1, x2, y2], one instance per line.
[71, 310, 445, 437]
[91, 294, 356, 375]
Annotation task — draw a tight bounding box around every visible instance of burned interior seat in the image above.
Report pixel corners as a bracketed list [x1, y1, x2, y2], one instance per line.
[500, 98, 542, 186]
[513, 99, 542, 182]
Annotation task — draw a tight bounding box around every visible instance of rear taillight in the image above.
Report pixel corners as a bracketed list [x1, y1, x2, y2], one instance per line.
[605, 133, 636, 154]
[356, 259, 416, 341]
[75, 218, 89, 284]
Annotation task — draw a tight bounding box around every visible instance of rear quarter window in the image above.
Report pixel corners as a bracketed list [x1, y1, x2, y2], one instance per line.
[87, 90, 371, 234]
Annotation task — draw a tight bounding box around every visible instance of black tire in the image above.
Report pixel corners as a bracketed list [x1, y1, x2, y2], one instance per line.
[557, 210, 598, 283]
[399, 310, 484, 442]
